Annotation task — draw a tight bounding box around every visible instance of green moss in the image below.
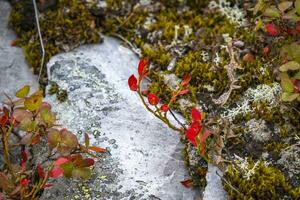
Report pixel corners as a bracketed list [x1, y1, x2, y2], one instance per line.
[57, 89, 68, 102]
[48, 82, 59, 95]
[224, 159, 300, 200]
[11, 0, 102, 80]
[174, 51, 228, 95]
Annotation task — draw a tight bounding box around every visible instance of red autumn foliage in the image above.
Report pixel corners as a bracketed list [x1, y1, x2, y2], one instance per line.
[20, 178, 30, 187]
[50, 167, 64, 178]
[160, 104, 169, 112]
[0, 86, 105, 199]
[148, 93, 159, 106]
[37, 163, 45, 178]
[180, 74, 191, 87]
[178, 89, 190, 96]
[264, 23, 280, 36]
[191, 107, 202, 122]
[128, 75, 138, 91]
[138, 58, 149, 76]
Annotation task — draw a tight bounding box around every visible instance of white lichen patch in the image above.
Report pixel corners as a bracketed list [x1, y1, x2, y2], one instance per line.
[177, 98, 194, 110]
[201, 51, 210, 62]
[161, 73, 181, 90]
[244, 83, 281, 105]
[277, 144, 300, 179]
[246, 119, 272, 142]
[209, 0, 247, 26]
[233, 156, 266, 180]
[221, 83, 282, 121]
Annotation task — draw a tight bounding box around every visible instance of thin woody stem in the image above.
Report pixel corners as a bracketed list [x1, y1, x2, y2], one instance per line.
[137, 80, 182, 133]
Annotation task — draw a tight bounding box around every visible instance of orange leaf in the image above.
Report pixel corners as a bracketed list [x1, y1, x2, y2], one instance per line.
[180, 179, 193, 188]
[89, 146, 107, 153]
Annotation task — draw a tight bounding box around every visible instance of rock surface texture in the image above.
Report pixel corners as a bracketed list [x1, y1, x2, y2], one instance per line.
[42, 37, 207, 199]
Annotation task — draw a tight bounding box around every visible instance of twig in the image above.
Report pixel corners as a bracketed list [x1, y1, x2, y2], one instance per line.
[169, 109, 186, 130]
[213, 42, 242, 106]
[110, 33, 142, 57]
[216, 170, 243, 196]
[32, 0, 45, 82]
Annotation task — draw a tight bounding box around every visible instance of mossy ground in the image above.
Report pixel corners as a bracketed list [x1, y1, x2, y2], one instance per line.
[9, 0, 300, 198]
[101, 0, 300, 198]
[9, 0, 102, 88]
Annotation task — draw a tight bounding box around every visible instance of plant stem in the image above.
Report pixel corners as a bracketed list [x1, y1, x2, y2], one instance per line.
[137, 80, 182, 133]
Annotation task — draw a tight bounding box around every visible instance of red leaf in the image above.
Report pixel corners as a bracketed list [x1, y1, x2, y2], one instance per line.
[138, 59, 148, 76]
[199, 130, 211, 144]
[296, 21, 300, 33]
[180, 75, 191, 87]
[37, 163, 45, 178]
[31, 134, 40, 145]
[89, 146, 107, 153]
[10, 40, 17, 47]
[20, 178, 30, 187]
[185, 127, 198, 146]
[128, 75, 138, 91]
[178, 89, 190, 96]
[21, 151, 28, 170]
[50, 167, 63, 178]
[200, 143, 207, 157]
[160, 104, 169, 112]
[180, 179, 193, 188]
[54, 157, 69, 166]
[147, 93, 159, 106]
[191, 108, 202, 122]
[264, 23, 280, 36]
[77, 158, 95, 168]
[1, 115, 8, 126]
[190, 121, 202, 133]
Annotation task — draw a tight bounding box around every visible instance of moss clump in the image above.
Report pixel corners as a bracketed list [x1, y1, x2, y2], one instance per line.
[174, 51, 228, 95]
[10, 0, 102, 80]
[48, 82, 68, 102]
[224, 159, 300, 200]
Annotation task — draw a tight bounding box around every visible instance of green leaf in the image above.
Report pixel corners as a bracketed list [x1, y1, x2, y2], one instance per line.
[281, 43, 300, 63]
[281, 92, 299, 101]
[280, 73, 294, 92]
[24, 92, 43, 112]
[279, 61, 300, 71]
[84, 133, 90, 148]
[278, 1, 293, 12]
[40, 108, 55, 124]
[263, 7, 280, 18]
[253, 0, 267, 15]
[292, 71, 300, 79]
[47, 128, 61, 149]
[16, 85, 30, 98]
[60, 163, 74, 178]
[57, 129, 78, 155]
[296, 0, 300, 15]
[72, 167, 91, 180]
[19, 118, 37, 132]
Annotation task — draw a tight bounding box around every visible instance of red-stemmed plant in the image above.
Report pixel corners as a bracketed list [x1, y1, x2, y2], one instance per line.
[0, 86, 106, 199]
[128, 59, 211, 161]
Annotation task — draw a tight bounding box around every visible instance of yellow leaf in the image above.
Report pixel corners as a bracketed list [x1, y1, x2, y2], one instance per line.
[16, 85, 30, 98]
[24, 93, 43, 111]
